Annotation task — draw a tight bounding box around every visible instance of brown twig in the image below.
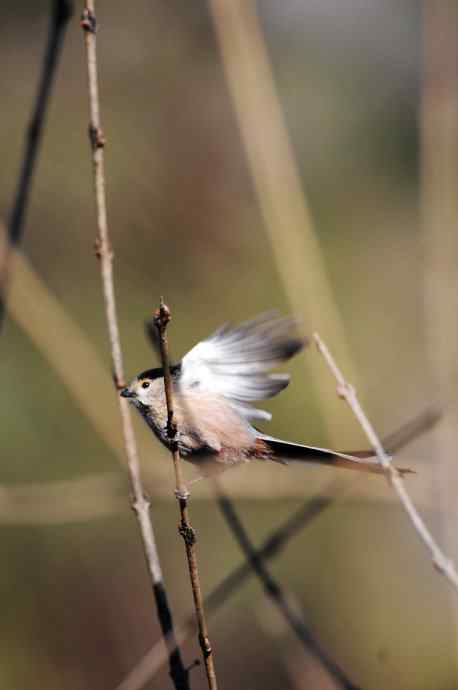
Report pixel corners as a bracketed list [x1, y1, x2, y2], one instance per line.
[80, 5, 190, 690]
[314, 332, 458, 590]
[154, 300, 219, 690]
[0, 0, 73, 329]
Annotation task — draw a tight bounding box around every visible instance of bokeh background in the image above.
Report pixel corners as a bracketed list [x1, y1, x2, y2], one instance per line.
[2, 1, 458, 689]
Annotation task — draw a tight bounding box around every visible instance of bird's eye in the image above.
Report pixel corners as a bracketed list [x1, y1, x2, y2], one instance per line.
[141, 381, 150, 389]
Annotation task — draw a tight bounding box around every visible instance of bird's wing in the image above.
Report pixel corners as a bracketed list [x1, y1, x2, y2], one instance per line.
[179, 312, 307, 420]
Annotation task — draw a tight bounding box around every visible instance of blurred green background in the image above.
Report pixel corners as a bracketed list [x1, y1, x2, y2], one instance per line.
[2, 1, 458, 689]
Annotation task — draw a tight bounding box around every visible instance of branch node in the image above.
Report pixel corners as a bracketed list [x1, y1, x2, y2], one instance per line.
[80, 8, 97, 34]
[336, 382, 355, 399]
[175, 487, 190, 501]
[88, 123, 106, 150]
[94, 236, 113, 261]
[179, 522, 196, 547]
[198, 633, 212, 658]
[132, 494, 150, 516]
[154, 300, 171, 332]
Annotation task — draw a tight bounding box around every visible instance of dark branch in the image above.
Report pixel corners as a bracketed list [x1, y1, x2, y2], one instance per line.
[216, 490, 361, 690]
[0, 0, 73, 330]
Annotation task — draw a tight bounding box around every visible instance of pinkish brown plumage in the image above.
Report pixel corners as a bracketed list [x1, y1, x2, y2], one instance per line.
[121, 313, 410, 478]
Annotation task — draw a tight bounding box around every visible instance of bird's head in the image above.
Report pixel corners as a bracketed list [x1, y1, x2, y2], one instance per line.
[120, 368, 164, 409]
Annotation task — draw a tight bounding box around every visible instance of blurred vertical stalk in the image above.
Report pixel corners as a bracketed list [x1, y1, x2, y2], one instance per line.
[420, 0, 458, 654]
[80, 4, 190, 689]
[208, 0, 359, 443]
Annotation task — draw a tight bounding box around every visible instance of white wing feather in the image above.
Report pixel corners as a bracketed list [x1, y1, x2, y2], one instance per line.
[179, 313, 306, 421]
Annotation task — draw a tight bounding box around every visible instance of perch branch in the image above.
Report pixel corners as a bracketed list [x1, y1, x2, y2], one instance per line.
[314, 332, 458, 590]
[0, 0, 73, 330]
[154, 300, 219, 690]
[80, 5, 190, 689]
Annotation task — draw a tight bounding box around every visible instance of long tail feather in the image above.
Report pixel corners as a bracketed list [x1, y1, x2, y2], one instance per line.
[259, 435, 413, 476]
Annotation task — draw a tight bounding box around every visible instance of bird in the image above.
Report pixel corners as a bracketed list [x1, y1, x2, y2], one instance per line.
[120, 312, 409, 479]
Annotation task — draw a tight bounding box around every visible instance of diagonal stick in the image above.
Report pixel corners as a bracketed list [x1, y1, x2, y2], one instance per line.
[314, 332, 458, 590]
[0, 0, 73, 330]
[216, 489, 361, 690]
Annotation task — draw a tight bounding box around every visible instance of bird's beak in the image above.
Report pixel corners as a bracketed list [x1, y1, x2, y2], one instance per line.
[120, 387, 135, 398]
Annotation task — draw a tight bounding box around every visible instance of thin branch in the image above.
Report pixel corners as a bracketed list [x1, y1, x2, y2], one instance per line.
[0, 0, 73, 329]
[154, 301, 219, 690]
[314, 332, 458, 590]
[80, 6, 190, 690]
[215, 488, 361, 690]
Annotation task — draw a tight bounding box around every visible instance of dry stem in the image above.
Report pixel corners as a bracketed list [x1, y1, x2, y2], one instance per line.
[80, 5, 189, 689]
[154, 300, 219, 690]
[314, 332, 458, 590]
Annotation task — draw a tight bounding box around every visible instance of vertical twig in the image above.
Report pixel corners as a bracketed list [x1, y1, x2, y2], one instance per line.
[0, 0, 73, 328]
[80, 5, 190, 690]
[155, 300, 219, 690]
[215, 488, 361, 690]
[314, 333, 458, 591]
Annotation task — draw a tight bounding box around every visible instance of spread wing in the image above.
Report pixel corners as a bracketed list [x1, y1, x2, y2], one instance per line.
[179, 313, 307, 420]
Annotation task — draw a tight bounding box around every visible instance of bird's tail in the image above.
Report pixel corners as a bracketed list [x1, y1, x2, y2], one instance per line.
[259, 434, 413, 476]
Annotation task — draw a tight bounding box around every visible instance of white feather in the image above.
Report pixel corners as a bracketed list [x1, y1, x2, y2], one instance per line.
[178, 313, 304, 420]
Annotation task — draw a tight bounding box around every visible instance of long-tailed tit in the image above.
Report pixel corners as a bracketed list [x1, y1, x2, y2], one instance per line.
[121, 313, 408, 478]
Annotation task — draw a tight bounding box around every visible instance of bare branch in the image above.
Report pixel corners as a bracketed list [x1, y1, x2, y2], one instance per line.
[154, 300, 219, 690]
[314, 332, 458, 590]
[80, 5, 190, 689]
[0, 0, 73, 329]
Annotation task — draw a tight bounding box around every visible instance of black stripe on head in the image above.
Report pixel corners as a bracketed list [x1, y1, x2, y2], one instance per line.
[137, 363, 182, 381]
[137, 367, 163, 381]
